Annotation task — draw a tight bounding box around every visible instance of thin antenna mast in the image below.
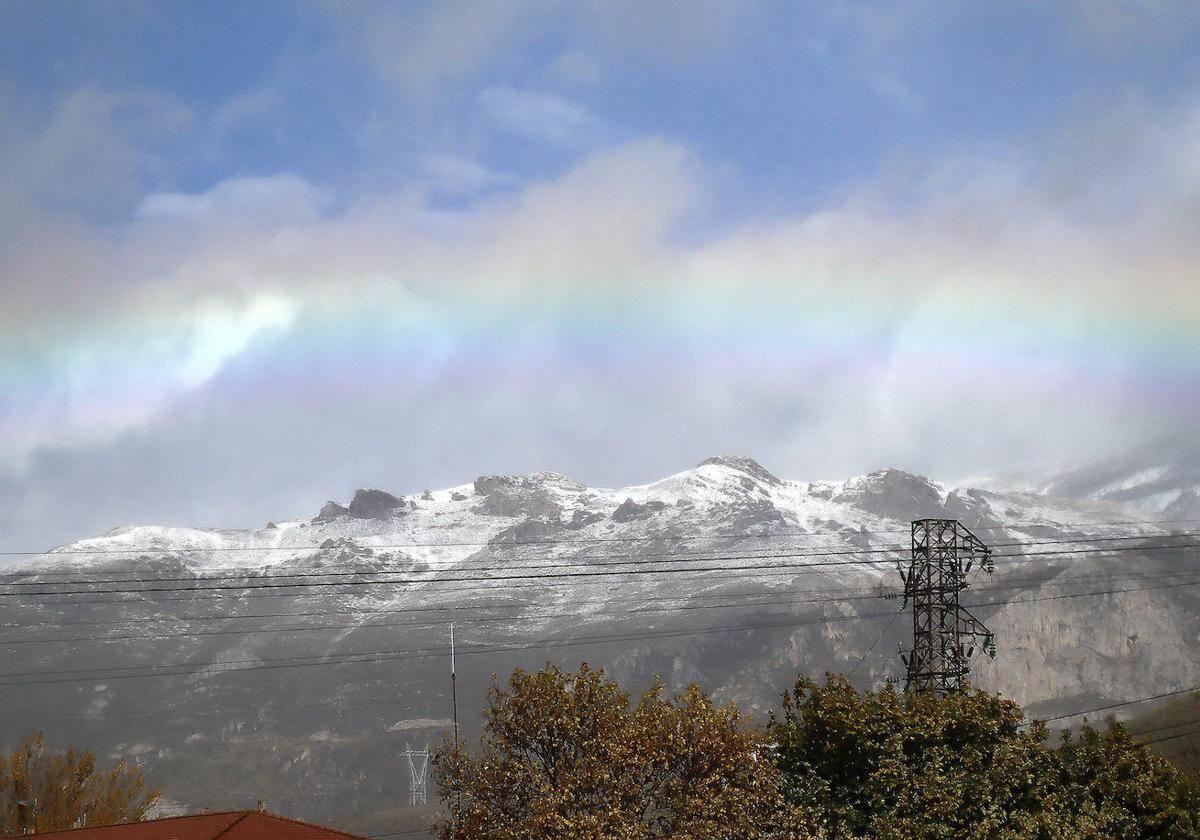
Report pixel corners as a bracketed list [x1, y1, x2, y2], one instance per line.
[450, 622, 459, 743]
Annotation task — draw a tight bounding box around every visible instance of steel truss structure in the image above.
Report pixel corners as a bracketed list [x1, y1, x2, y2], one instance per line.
[899, 519, 996, 694]
[402, 742, 430, 806]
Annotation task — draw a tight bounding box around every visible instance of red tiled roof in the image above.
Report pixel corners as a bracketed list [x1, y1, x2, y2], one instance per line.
[1, 810, 366, 839]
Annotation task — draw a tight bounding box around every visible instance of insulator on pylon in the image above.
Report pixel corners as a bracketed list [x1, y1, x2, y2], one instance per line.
[901, 519, 996, 695]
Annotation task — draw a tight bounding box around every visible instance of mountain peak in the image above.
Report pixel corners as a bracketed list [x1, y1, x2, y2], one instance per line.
[348, 488, 406, 518]
[314, 489, 406, 522]
[473, 471, 586, 496]
[834, 469, 944, 519]
[696, 455, 781, 486]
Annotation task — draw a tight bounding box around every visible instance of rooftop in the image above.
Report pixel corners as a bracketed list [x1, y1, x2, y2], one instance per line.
[0, 810, 366, 840]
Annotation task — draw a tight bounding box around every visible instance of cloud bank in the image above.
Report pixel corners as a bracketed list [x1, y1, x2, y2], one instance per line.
[1, 2, 1198, 550]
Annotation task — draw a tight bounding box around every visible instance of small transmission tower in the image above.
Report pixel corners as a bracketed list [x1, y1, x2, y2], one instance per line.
[401, 742, 430, 806]
[897, 519, 996, 694]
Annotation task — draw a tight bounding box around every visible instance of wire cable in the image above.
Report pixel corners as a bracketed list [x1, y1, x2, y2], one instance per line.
[3, 530, 1192, 586]
[4, 539, 1197, 600]
[5, 576, 1200, 690]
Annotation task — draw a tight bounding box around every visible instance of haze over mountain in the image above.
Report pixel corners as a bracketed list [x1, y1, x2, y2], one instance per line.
[3, 5, 1200, 833]
[3, 4, 1200, 557]
[5, 453, 1197, 833]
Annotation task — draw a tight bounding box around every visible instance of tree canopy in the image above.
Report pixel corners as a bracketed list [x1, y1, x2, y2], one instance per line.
[434, 664, 1200, 839]
[769, 674, 1200, 839]
[432, 663, 817, 839]
[0, 732, 159, 833]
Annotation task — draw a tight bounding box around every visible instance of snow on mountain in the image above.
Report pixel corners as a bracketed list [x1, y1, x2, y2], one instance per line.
[30, 456, 1152, 577]
[1045, 434, 1200, 516]
[5, 456, 1197, 830]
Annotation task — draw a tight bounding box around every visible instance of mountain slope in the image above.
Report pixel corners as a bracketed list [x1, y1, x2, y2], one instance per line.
[1045, 434, 1200, 517]
[2, 456, 1196, 834]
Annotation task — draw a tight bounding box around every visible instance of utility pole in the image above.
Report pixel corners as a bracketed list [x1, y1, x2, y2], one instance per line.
[401, 743, 430, 806]
[897, 519, 996, 694]
[450, 622, 459, 744]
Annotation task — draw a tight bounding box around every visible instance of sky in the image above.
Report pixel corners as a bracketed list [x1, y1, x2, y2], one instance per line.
[1, 1, 1199, 551]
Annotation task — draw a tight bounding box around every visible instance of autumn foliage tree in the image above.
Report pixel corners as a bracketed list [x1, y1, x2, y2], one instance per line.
[769, 674, 1200, 839]
[0, 732, 159, 833]
[432, 663, 818, 839]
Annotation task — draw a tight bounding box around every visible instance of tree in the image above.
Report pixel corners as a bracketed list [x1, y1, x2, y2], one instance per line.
[1052, 723, 1200, 837]
[769, 674, 1200, 839]
[432, 663, 819, 839]
[0, 732, 159, 833]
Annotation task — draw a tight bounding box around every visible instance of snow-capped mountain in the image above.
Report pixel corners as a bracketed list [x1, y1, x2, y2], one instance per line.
[1044, 434, 1200, 518]
[3, 456, 1197, 834]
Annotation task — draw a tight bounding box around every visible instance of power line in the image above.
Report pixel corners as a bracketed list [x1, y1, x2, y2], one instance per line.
[1042, 683, 1200, 723]
[1144, 724, 1200, 747]
[0, 543, 918, 587]
[6, 513, 1197, 560]
[0, 612, 899, 689]
[0, 538, 910, 580]
[3, 562, 1193, 635]
[4, 575, 1200, 690]
[0, 550, 914, 598]
[1127, 715, 1200, 741]
[3, 530, 1192, 585]
[4, 508, 1195, 561]
[4, 542, 1197, 614]
[7, 568, 1200, 647]
[0, 527, 878, 557]
[1, 576, 1198, 736]
[3, 539, 1197, 601]
[847, 606, 904, 677]
[0, 563, 890, 607]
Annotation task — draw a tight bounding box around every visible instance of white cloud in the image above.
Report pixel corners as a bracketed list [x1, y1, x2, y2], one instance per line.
[3, 92, 1200, 500]
[136, 174, 329, 223]
[546, 50, 603, 87]
[866, 72, 922, 111]
[477, 86, 604, 146]
[211, 87, 285, 142]
[322, 0, 752, 102]
[0, 86, 192, 217]
[418, 153, 518, 195]
[1066, 0, 1200, 53]
[325, 0, 538, 100]
[0, 292, 298, 470]
[175, 294, 298, 387]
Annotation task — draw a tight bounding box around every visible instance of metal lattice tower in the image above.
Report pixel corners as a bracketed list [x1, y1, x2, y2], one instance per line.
[401, 742, 430, 806]
[898, 519, 996, 694]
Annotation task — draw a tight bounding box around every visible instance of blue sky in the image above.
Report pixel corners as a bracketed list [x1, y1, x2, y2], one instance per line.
[2, 1, 1199, 550]
[7, 1, 1197, 218]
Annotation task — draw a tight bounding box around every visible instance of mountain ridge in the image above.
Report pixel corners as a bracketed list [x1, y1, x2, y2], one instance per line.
[5, 454, 1198, 832]
[29, 456, 1143, 574]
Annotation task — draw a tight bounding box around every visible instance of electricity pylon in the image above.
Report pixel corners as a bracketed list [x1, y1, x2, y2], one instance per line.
[402, 742, 430, 806]
[897, 519, 996, 694]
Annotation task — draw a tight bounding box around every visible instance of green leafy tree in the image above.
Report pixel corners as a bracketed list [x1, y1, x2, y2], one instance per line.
[769, 674, 1200, 839]
[1052, 723, 1200, 837]
[0, 732, 159, 833]
[432, 663, 819, 839]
